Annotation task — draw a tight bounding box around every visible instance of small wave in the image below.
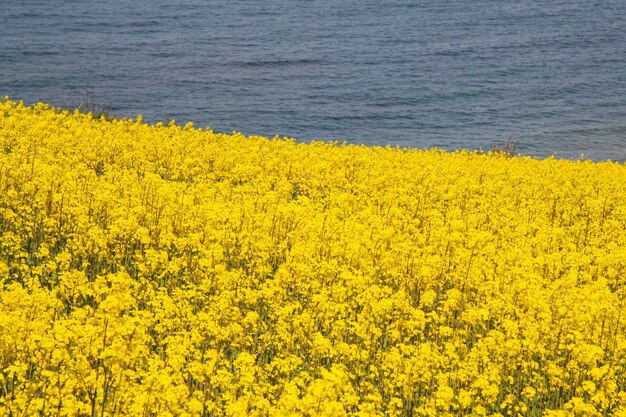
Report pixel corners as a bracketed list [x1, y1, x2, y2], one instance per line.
[233, 58, 321, 68]
[10, 12, 42, 18]
[148, 51, 185, 58]
[129, 20, 162, 27]
[19, 50, 60, 57]
[565, 125, 626, 136]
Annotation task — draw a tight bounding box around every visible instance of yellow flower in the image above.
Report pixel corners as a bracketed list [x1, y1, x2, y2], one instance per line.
[2, 98, 626, 416]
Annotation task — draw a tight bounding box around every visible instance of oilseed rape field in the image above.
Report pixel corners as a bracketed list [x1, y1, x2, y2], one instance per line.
[1, 99, 626, 417]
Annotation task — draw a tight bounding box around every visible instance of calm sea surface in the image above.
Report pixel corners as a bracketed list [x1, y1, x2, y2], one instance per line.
[2, 0, 626, 161]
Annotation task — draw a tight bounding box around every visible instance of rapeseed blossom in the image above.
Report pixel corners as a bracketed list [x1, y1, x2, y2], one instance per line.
[1, 98, 626, 416]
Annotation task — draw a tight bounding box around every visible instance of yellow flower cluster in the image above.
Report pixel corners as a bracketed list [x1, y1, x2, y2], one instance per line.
[1, 98, 626, 416]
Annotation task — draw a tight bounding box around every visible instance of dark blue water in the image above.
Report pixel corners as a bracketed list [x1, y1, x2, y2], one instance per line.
[2, 0, 626, 161]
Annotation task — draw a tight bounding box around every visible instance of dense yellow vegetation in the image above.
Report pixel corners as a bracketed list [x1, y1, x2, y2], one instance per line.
[1, 99, 626, 416]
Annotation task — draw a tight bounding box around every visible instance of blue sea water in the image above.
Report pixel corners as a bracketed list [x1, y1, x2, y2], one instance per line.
[1, 0, 626, 161]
